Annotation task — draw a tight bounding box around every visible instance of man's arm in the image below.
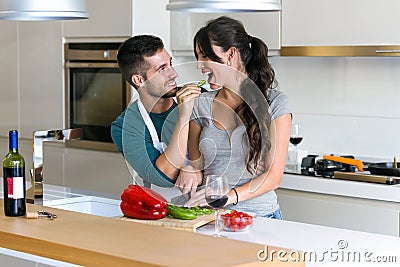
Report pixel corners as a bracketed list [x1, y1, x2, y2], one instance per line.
[154, 84, 201, 179]
[114, 104, 176, 187]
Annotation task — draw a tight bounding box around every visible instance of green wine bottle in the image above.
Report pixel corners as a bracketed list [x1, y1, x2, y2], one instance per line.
[3, 130, 26, 216]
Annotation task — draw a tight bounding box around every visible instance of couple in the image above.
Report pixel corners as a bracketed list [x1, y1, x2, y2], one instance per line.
[111, 16, 291, 219]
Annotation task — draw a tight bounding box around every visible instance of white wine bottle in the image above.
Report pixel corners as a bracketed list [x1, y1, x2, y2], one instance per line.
[3, 130, 26, 216]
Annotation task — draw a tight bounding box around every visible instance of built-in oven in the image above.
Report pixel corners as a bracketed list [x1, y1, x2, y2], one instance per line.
[65, 43, 130, 144]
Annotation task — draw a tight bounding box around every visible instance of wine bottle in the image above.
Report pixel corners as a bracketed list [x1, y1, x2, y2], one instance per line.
[3, 130, 26, 216]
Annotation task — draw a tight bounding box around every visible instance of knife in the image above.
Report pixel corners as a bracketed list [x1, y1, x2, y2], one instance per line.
[170, 186, 205, 206]
[170, 192, 191, 206]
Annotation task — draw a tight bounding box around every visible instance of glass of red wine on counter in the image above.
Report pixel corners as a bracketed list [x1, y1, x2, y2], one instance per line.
[290, 123, 303, 150]
[205, 175, 229, 237]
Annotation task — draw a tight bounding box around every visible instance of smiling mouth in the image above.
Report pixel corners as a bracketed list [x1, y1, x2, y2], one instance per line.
[203, 71, 213, 82]
[167, 80, 177, 87]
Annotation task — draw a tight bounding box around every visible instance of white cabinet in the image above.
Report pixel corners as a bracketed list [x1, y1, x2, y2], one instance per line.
[43, 141, 132, 196]
[0, 22, 18, 136]
[282, 0, 400, 46]
[0, 21, 63, 139]
[277, 188, 400, 237]
[63, 0, 132, 38]
[19, 21, 64, 138]
[170, 12, 281, 56]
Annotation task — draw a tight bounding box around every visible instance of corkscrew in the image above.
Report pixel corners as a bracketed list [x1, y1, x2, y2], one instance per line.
[26, 210, 57, 220]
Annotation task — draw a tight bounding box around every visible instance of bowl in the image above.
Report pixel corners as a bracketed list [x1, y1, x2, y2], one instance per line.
[218, 210, 255, 232]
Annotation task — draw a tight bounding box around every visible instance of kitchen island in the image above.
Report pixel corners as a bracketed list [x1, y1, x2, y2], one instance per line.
[0, 183, 399, 267]
[0, 199, 304, 267]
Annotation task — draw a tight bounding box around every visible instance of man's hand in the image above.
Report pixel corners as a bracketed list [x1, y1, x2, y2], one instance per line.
[175, 165, 202, 195]
[175, 84, 201, 118]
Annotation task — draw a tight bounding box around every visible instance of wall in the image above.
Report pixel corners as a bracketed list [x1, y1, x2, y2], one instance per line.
[271, 56, 400, 159]
[174, 55, 400, 160]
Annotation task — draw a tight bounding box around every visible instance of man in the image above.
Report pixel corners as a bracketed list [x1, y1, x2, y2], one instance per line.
[111, 35, 202, 189]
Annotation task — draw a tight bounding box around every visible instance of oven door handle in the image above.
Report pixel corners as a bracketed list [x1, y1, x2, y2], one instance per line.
[65, 62, 119, 68]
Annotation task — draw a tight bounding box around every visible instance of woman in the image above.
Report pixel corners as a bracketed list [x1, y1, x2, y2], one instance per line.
[182, 16, 291, 219]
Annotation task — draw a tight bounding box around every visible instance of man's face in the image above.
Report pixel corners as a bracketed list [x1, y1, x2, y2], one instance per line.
[142, 48, 178, 98]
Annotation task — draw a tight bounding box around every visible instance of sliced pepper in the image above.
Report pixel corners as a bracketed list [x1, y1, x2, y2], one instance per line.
[167, 204, 197, 220]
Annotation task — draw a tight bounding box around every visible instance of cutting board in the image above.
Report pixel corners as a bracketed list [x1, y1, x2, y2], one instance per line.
[120, 213, 215, 232]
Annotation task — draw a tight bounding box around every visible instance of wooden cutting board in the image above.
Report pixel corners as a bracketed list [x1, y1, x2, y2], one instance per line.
[120, 213, 215, 232]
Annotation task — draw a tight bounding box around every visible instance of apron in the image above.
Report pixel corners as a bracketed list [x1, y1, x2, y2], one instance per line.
[133, 97, 184, 196]
[137, 98, 167, 154]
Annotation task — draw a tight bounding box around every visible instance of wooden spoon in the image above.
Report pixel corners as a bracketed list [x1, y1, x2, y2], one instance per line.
[394, 156, 397, 169]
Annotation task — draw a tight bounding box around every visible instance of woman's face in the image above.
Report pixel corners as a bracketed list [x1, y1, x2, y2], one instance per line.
[196, 43, 236, 90]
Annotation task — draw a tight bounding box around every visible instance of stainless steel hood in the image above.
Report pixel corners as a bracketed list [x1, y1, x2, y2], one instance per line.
[166, 0, 281, 12]
[0, 0, 88, 20]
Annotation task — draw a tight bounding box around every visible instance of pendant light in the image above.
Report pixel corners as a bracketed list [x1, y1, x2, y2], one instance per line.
[0, 0, 88, 20]
[166, 0, 281, 13]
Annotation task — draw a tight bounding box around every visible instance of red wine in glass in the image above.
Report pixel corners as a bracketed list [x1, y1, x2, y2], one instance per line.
[290, 123, 303, 149]
[205, 175, 229, 237]
[206, 195, 228, 209]
[290, 137, 303, 146]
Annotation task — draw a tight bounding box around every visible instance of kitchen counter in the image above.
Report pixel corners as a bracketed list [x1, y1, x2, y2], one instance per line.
[198, 218, 400, 267]
[0, 199, 304, 267]
[0, 182, 399, 266]
[281, 173, 400, 203]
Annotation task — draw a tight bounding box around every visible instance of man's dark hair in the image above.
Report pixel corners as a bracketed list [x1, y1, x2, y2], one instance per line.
[117, 35, 164, 88]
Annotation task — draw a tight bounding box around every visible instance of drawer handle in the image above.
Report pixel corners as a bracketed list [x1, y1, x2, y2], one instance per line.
[375, 49, 400, 53]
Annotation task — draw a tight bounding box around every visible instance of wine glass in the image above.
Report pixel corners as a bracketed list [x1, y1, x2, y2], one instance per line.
[205, 175, 230, 237]
[290, 123, 303, 150]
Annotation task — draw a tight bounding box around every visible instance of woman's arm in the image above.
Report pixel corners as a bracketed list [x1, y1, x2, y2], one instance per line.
[226, 113, 291, 205]
[185, 113, 291, 207]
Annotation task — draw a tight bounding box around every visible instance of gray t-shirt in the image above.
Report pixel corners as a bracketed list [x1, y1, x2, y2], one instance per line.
[191, 89, 291, 216]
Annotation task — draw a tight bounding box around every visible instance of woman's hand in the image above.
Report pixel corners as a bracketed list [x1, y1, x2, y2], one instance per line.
[175, 165, 202, 195]
[184, 188, 207, 208]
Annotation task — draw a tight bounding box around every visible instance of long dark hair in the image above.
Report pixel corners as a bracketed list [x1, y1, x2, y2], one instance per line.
[194, 16, 276, 173]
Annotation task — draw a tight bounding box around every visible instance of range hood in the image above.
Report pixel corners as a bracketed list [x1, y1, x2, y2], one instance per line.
[166, 0, 281, 12]
[0, 0, 88, 20]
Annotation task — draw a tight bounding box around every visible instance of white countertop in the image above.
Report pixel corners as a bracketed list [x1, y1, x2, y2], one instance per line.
[197, 218, 400, 267]
[1, 180, 398, 267]
[40, 183, 400, 267]
[281, 173, 400, 203]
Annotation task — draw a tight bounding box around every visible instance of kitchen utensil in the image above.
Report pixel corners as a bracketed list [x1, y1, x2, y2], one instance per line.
[170, 192, 191, 206]
[333, 171, 400, 185]
[170, 185, 206, 206]
[323, 155, 400, 177]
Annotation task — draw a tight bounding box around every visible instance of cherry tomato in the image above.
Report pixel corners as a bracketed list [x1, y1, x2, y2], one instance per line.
[230, 224, 239, 231]
[230, 216, 241, 225]
[223, 217, 231, 226]
[239, 222, 247, 229]
[242, 216, 253, 226]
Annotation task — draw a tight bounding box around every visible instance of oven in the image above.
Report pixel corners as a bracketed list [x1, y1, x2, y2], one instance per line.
[65, 43, 130, 144]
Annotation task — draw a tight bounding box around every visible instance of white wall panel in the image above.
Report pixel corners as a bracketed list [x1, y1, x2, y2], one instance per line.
[270, 56, 400, 159]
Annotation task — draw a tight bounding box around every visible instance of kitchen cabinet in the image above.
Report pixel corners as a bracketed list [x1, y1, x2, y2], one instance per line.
[19, 21, 64, 137]
[0, 22, 63, 139]
[282, 0, 400, 47]
[63, 0, 132, 38]
[277, 188, 400, 236]
[43, 141, 131, 196]
[0, 22, 18, 136]
[170, 12, 280, 56]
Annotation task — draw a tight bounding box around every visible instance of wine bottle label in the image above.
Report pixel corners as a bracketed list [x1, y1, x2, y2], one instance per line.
[7, 176, 24, 199]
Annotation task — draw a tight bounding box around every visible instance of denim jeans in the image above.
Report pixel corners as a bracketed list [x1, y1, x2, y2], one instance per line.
[263, 209, 283, 220]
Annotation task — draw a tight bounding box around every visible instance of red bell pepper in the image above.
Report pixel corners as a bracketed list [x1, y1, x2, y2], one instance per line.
[120, 185, 168, 220]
